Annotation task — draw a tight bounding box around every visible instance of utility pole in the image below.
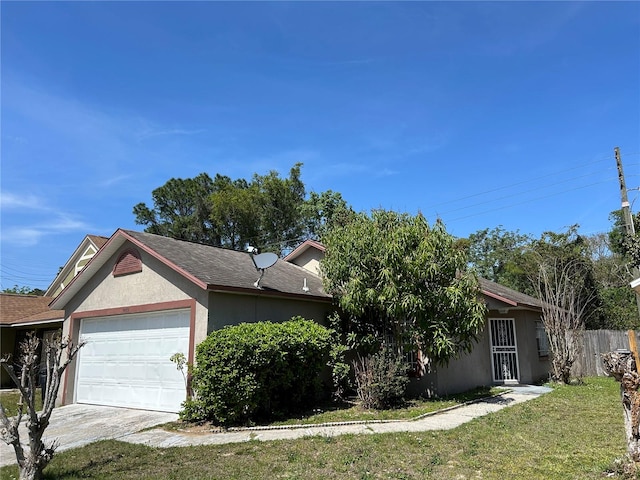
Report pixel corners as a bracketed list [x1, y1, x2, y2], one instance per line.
[615, 146, 640, 316]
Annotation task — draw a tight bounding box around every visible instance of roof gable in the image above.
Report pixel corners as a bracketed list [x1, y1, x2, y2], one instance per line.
[51, 230, 330, 310]
[44, 234, 109, 297]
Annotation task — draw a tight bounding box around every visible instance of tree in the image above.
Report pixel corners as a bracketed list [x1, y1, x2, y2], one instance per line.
[1, 332, 84, 480]
[321, 210, 487, 366]
[133, 163, 353, 256]
[252, 163, 307, 254]
[209, 179, 261, 250]
[466, 226, 532, 291]
[586, 232, 640, 329]
[609, 209, 640, 266]
[1, 286, 45, 296]
[301, 190, 355, 241]
[525, 227, 602, 383]
[133, 173, 218, 244]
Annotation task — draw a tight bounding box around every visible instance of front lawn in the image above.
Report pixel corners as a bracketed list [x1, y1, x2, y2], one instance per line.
[0, 389, 43, 417]
[0, 377, 629, 479]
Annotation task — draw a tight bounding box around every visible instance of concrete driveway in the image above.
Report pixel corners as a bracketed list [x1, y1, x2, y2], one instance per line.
[0, 404, 177, 467]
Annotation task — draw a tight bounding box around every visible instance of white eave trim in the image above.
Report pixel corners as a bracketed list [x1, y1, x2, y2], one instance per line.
[5, 318, 64, 328]
[632, 277, 640, 294]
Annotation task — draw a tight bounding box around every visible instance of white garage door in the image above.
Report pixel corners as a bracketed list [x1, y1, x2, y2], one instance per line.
[76, 309, 190, 413]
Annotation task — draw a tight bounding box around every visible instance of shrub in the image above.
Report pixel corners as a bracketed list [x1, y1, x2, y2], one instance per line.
[181, 317, 335, 425]
[353, 348, 409, 409]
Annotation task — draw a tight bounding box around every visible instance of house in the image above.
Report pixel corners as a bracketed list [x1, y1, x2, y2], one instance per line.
[283, 239, 326, 275]
[51, 232, 549, 413]
[288, 240, 550, 396]
[0, 235, 108, 388]
[412, 277, 549, 396]
[0, 294, 64, 388]
[45, 234, 108, 298]
[50, 230, 332, 413]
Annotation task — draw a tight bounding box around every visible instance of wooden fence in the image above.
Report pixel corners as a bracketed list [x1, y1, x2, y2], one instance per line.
[572, 329, 639, 377]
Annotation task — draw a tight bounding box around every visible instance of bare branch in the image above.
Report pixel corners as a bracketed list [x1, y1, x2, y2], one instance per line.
[0, 331, 84, 480]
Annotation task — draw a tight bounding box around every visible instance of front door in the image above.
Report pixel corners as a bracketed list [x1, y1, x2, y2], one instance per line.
[489, 318, 519, 383]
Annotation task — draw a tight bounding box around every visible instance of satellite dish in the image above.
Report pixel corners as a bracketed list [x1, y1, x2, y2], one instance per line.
[250, 252, 278, 288]
[252, 252, 278, 270]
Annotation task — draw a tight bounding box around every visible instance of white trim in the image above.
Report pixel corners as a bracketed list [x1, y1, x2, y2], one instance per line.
[6, 318, 64, 328]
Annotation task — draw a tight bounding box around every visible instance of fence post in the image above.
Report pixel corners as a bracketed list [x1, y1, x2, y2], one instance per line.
[629, 330, 640, 370]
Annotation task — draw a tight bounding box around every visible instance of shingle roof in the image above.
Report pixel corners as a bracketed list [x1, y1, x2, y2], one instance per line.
[87, 235, 108, 249]
[123, 230, 330, 299]
[0, 294, 64, 326]
[478, 277, 542, 310]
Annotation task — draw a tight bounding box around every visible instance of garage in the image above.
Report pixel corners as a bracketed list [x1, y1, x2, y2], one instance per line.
[75, 309, 190, 413]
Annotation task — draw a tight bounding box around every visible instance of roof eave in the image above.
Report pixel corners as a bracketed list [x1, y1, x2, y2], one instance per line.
[205, 283, 332, 302]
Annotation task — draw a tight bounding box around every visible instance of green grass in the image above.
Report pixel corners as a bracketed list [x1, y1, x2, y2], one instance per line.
[267, 385, 505, 426]
[0, 377, 630, 479]
[0, 389, 43, 417]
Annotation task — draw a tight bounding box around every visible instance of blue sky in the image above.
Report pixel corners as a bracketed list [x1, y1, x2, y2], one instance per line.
[1, 1, 639, 291]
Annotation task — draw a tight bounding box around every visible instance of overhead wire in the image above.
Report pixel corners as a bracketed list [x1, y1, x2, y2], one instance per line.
[419, 153, 617, 211]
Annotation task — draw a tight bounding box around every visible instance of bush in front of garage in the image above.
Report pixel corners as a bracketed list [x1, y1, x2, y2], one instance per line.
[181, 317, 335, 425]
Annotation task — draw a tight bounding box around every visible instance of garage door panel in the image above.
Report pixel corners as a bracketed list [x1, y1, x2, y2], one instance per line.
[76, 309, 190, 413]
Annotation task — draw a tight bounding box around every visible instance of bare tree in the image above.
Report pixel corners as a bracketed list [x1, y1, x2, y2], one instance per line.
[0, 332, 84, 480]
[531, 258, 595, 384]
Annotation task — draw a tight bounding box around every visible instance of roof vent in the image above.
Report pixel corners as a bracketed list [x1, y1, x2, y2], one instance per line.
[113, 249, 142, 277]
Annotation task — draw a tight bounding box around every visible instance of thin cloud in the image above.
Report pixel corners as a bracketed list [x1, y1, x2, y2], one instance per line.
[0, 191, 93, 246]
[0, 192, 45, 210]
[99, 174, 135, 187]
[136, 127, 206, 141]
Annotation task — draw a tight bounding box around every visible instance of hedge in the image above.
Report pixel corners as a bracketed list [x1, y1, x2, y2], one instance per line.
[181, 317, 335, 425]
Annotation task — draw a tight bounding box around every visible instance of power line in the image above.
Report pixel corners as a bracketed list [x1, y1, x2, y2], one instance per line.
[419, 153, 618, 211]
[446, 179, 616, 224]
[434, 172, 619, 218]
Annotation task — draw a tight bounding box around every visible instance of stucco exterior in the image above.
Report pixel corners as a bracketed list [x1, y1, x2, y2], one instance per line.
[408, 308, 549, 398]
[54, 230, 332, 409]
[207, 291, 331, 333]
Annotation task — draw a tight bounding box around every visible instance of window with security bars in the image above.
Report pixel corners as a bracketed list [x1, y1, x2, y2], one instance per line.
[383, 332, 423, 377]
[536, 320, 549, 357]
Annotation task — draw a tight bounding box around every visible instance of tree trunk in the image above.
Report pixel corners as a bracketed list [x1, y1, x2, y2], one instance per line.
[19, 456, 44, 480]
[603, 350, 640, 463]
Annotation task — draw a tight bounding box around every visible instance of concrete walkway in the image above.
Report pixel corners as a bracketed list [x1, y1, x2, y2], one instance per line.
[0, 404, 178, 467]
[123, 385, 552, 448]
[1, 385, 551, 466]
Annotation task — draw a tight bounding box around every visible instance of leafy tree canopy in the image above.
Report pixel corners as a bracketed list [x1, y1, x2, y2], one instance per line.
[2, 285, 45, 296]
[321, 210, 487, 365]
[466, 222, 640, 330]
[134, 163, 352, 255]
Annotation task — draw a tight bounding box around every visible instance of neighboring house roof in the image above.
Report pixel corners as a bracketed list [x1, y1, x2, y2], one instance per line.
[44, 234, 109, 297]
[632, 277, 640, 294]
[51, 229, 331, 310]
[479, 278, 542, 311]
[0, 293, 64, 327]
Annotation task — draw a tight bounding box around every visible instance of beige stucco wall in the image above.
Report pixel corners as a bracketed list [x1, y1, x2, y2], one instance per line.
[408, 309, 550, 397]
[207, 291, 332, 333]
[514, 310, 550, 384]
[60, 244, 210, 406]
[290, 249, 322, 275]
